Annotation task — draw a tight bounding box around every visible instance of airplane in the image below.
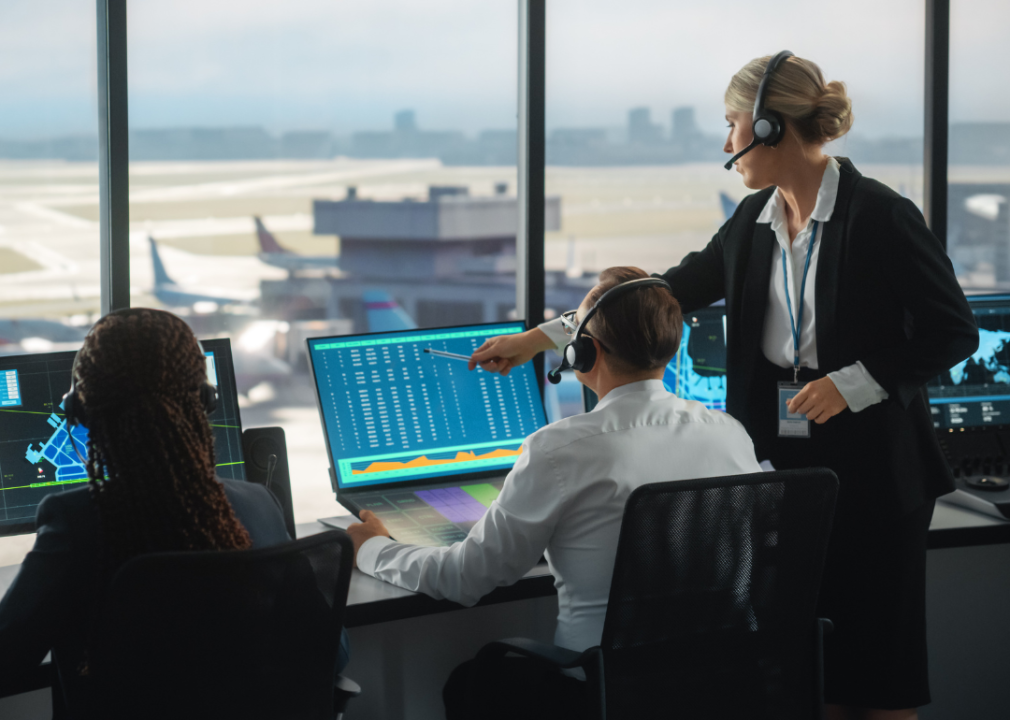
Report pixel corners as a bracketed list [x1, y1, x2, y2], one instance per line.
[254, 216, 340, 273]
[364, 290, 417, 332]
[148, 236, 251, 311]
[719, 191, 739, 220]
[0, 319, 88, 355]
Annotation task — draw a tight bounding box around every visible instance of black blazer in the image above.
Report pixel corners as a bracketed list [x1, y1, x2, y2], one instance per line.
[0, 479, 290, 714]
[661, 158, 978, 512]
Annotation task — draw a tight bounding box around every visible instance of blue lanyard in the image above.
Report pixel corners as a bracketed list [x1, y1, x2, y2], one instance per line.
[781, 219, 819, 383]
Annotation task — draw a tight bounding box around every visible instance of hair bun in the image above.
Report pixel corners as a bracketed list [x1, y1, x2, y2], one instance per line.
[816, 80, 853, 143]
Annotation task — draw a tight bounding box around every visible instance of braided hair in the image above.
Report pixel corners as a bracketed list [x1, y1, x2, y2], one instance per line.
[75, 308, 251, 569]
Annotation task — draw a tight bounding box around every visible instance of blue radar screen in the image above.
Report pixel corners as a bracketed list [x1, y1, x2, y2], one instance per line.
[0, 351, 84, 533]
[663, 306, 727, 411]
[928, 294, 1010, 429]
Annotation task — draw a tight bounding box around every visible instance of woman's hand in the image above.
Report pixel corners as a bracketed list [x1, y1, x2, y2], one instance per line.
[786, 377, 848, 425]
[468, 328, 555, 376]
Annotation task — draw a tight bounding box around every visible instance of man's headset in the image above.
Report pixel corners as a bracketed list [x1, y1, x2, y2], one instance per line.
[62, 311, 218, 463]
[724, 50, 794, 171]
[547, 277, 674, 385]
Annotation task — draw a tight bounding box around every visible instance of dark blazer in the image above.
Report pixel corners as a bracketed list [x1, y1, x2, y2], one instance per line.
[661, 158, 979, 512]
[0, 479, 290, 714]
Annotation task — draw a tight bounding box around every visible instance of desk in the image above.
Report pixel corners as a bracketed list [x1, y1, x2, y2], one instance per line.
[1, 501, 1007, 720]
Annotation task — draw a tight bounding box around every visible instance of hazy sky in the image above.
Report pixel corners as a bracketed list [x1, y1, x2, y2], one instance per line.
[1, 0, 1007, 140]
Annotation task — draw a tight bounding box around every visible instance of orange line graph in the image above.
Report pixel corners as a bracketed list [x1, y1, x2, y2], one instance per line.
[352, 447, 522, 475]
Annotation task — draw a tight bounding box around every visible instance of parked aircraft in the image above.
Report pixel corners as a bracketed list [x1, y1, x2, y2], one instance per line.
[149, 237, 251, 310]
[363, 290, 417, 332]
[254, 217, 339, 273]
[719, 191, 738, 221]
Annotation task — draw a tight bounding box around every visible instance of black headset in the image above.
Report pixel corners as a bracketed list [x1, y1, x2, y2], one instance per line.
[547, 277, 673, 385]
[63, 311, 218, 433]
[723, 50, 794, 171]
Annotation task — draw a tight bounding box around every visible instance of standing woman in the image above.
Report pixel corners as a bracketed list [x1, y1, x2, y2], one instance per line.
[470, 53, 978, 719]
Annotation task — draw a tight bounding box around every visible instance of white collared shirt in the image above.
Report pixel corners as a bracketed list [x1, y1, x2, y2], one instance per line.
[357, 379, 762, 653]
[538, 157, 887, 413]
[759, 157, 888, 412]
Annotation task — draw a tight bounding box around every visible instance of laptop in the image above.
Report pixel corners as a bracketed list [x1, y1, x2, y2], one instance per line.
[308, 322, 549, 547]
[0, 338, 246, 537]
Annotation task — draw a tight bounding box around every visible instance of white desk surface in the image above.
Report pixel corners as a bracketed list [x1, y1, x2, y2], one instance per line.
[0, 500, 1002, 612]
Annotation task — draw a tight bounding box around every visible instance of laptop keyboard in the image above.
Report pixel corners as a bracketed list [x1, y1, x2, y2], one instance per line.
[350, 479, 506, 547]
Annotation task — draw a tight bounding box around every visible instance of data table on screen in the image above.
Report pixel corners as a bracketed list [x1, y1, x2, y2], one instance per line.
[310, 324, 547, 488]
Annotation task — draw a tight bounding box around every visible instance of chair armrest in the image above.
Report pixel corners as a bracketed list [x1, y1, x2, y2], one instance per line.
[476, 637, 596, 670]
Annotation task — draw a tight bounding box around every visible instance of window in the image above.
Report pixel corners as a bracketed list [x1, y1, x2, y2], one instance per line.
[126, 0, 518, 523]
[0, 0, 99, 563]
[948, 0, 1010, 292]
[543, 0, 925, 417]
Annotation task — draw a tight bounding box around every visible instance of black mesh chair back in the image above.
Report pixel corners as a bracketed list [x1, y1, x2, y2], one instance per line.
[90, 530, 352, 720]
[600, 469, 837, 719]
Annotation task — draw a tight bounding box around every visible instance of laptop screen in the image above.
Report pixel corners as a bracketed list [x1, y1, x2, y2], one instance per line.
[308, 322, 548, 491]
[928, 293, 1010, 429]
[0, 338, 245, 536]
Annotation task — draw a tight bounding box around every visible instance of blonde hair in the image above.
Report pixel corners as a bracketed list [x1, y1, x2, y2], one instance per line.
[725, 55, 853, 145]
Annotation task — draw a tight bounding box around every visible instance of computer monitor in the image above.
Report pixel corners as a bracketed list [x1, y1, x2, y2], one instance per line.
[0, 338, 245, 536]
[928, 293, 1010, 429]
[307, 322, 549, 491]
[663, 305, 728, 412]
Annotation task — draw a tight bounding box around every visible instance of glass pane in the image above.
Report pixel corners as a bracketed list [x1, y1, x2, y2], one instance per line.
[0, 1, 98, 561]
[545, 0, 925, 417]
[127, 0, 518, 523]
[948, 0, 1010, 292]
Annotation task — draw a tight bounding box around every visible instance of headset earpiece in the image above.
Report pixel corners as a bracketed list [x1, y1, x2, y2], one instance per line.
[200, 383, 218, 415]
[549, 277, 673, 383]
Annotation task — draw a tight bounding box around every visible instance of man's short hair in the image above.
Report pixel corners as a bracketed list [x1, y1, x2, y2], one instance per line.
[584, 266, 683, 375]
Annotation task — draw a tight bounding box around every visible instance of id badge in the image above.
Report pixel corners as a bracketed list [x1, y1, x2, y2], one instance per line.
[777, 382, 810, 438]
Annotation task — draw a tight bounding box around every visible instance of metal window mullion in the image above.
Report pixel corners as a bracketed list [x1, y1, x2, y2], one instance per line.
[517, 0, 546, 393]
[924, 0, 949, 249]
[97, 0, 130, 314]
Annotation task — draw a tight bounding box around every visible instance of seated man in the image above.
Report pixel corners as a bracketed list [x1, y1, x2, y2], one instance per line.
[347, 266, 761, 719]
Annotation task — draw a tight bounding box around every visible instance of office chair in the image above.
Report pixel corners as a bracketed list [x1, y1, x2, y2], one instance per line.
[473, 469, 839, 720]
[89, 530, 359, 720]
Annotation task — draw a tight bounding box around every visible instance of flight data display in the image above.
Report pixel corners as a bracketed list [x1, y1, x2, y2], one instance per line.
[664, 306, 728, 411]
[928, 294, 1010, 429]
[308, 323, 548, 490]
[0, 341, 245, 536]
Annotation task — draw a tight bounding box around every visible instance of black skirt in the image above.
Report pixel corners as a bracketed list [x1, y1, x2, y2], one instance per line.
[750, 358, 933, 709]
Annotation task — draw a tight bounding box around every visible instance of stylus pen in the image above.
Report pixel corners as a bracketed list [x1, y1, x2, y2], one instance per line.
[424, 348, 472, 362]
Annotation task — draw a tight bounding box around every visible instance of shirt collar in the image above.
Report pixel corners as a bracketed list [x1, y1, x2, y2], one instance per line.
[756, 156, 840, 226]
[592, 378, 668, 412]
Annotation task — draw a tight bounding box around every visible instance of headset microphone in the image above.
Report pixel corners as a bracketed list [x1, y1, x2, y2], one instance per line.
[724, 50, 794, 171]
[723, 138, 760, 171]
[547, 358, 569, 385]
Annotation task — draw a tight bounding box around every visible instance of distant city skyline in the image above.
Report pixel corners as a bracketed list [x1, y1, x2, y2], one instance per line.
[1, 0, 1008, 140]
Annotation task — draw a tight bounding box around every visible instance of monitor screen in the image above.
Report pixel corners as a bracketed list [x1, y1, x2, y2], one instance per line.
[928, 293, 1010, 429]
[308, 322, 548, 490]
[0, 338, 245, 536]
[663, 305, 727, 412]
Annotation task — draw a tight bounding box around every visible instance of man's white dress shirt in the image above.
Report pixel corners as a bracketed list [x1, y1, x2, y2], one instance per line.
[538, 158, 888, 413]
[357, 379, 762, 652]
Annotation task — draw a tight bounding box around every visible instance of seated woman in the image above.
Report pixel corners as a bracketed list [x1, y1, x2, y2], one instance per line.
[0, 308, 347, 715]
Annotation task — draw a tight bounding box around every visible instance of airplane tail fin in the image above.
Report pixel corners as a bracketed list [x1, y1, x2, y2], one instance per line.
[363, 290, 417, 332]
[148, 236, 174, 287]
[254, 216, 292, 255]
[719, 192, 739, 221]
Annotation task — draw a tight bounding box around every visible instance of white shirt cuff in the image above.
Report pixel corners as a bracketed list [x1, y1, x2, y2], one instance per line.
[827, 361, 889, 413]
[537, 318, 568, 350]
[356, 535, 395, 576]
